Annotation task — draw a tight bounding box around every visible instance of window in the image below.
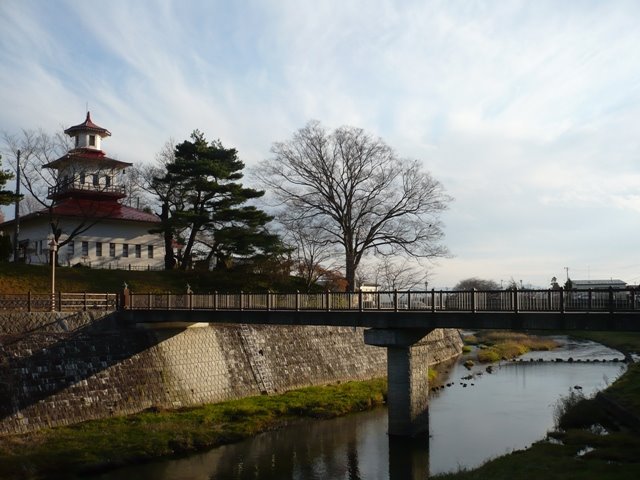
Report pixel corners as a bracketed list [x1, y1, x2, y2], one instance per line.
[135, 244, 141, 258]
[96, 242, 102, 257]
[67, 241, 74, 256]
[147, 245, 154, 259]
[82, 241, 89, 256]
[122, 244, 129, 258]
[105, 175, 111, 187]
[80, 173, 86, 184]
[89, 135, 96, 146]
[109, 243, 116, 257]
[93, 174, 99, 186]
[75, 136, 79, 147]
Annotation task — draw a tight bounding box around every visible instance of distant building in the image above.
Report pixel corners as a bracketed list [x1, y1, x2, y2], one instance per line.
[0, 112, 163, 270]
[571, 279, 627, 289]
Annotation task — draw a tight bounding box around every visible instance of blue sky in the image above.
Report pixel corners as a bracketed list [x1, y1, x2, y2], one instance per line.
[1, 0, 640, 288]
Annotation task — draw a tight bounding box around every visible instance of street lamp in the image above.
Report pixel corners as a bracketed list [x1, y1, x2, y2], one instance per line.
[48, 235, 58, 311]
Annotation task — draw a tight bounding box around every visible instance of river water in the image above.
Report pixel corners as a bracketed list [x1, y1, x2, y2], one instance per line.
[90, 337, 626, 479]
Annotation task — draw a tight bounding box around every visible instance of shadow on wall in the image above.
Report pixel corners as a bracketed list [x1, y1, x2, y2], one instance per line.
[0, 312, 182, 433]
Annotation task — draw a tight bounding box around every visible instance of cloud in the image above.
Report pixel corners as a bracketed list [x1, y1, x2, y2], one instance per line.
[1, 0, 640, 287]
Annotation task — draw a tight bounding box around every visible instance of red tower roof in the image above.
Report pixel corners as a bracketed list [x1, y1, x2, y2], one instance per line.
[64, 111, 111, 137]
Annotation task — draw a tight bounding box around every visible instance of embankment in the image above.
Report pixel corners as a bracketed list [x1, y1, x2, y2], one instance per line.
[0, 311, 462, 435]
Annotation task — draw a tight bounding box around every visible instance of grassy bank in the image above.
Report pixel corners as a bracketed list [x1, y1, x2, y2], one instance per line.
[0, 263, 305, 294]
[463, 330, 560, 363]
[435, 332, 640, 480]
[0, 378, 387, 479]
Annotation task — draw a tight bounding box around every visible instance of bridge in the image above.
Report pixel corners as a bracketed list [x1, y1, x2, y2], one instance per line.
[117, 287, 640, 437]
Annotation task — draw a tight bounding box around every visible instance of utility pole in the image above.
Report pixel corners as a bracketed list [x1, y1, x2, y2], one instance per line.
[12, 149, 21, 263]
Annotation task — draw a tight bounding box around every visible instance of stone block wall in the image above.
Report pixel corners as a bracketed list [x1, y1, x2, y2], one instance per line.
[0, 312, 462, 435]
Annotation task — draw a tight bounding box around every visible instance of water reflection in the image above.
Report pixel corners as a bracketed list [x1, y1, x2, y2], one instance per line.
[388, 436, 429, 480]
[91, 337, 625, 480]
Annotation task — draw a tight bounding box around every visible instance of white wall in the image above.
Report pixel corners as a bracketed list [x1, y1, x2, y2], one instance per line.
[5, 216, 165, 270]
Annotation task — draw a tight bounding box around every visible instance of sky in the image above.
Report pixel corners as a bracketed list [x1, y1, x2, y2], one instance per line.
[1, 0, 640, 288]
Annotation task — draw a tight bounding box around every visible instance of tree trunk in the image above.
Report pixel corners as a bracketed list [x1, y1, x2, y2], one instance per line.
[345, 250, 356, 292]
[160, 203, 176, 270]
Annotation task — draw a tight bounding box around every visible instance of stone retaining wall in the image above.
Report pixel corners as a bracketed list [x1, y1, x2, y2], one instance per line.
[0, 311, 462, 435]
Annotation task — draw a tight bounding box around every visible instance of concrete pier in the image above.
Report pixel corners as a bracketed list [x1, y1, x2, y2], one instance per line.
[364, 328, 433, 437]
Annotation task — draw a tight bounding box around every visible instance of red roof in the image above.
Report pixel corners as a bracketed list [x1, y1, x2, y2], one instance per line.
[1, 199, 160, 225]
[64, 112, 111, 137]
[43, 151, 132, 170]
[51, 199, 159, 223]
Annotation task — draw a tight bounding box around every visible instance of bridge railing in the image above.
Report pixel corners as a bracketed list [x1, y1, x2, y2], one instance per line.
[0, 292, 119, 312]
[124, 287, 639, 313]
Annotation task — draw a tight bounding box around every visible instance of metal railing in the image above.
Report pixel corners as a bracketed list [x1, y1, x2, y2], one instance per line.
[123, 288, 640, 314]
[47, 182, 126, 198]
[0, 292, 119, 312]
[3, 288, 636, 314]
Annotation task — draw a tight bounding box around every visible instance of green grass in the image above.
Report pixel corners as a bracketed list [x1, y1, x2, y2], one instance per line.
[0, 379, 388, 479]
[0, 263, 307, 294]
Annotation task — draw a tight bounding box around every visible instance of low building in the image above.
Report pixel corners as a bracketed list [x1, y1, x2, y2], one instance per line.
[0, 112, 164, 270]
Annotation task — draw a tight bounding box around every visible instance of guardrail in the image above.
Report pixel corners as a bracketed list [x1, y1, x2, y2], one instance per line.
[0, 293, 119, 312]
[124, 288, 640, 314]
[3, 288, 637, 314]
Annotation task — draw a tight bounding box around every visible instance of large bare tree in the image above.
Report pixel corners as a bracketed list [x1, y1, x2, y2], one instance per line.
[255, 121, 451, 291]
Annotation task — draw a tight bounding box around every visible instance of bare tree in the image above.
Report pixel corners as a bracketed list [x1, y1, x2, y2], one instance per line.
[137, 139, 182, 269]
[3, 128, 71, 210]
[281, 215, 339, 290]
[19, 194, 43, 216]
[255, 121, 451, 291]
[372, 256, 430, 291]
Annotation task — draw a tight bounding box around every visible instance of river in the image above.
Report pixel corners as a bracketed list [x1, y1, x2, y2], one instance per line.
[90, 336, 626, 479]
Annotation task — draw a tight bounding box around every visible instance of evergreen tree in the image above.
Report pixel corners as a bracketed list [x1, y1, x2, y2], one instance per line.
[154, 131, 284, 270]
[0, 154, 19, 206]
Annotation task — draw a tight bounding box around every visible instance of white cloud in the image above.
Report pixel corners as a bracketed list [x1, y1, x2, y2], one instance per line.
[1, 0, 640, 287]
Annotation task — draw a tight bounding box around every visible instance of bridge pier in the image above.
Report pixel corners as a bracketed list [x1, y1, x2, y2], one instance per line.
[364, 328, 433, 437]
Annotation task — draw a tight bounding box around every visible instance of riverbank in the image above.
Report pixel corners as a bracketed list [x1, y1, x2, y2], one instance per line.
[435, 332, 640, 480]
[0, 379, 387, 479]
[1, 331, 625, 479]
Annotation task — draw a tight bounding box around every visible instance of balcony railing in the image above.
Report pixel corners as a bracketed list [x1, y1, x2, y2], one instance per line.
[48, 182, 126, 198]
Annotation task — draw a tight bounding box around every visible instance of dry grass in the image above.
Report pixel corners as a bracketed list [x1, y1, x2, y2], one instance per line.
[471, 331, 560, 363]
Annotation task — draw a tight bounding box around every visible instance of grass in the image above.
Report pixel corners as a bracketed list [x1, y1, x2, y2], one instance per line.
[0, 263, 307, 294]
[465, 330, 560, 363]
[0, 378, 388, 479]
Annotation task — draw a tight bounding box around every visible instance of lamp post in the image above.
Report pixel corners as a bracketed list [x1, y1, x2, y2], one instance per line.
[49, 235, 58, 311]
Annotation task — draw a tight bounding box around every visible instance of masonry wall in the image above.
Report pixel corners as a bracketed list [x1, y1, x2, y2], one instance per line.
[0, 311, 463, 435]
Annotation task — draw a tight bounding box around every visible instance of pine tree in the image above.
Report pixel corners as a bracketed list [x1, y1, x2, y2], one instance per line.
[0, 154, 19, 206]
[153, 131, 284, 270]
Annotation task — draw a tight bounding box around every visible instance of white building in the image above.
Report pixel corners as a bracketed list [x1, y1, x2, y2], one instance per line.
[571, 279, 627, 290]
[0, 112, 164, 270]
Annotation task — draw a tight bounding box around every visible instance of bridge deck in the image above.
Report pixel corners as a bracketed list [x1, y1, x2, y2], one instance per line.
[120, 289, 640, 332]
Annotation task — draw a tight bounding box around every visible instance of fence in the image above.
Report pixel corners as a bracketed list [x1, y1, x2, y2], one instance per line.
[2, 288, 637, 314]
[124, 288, 640, 314]
[0, 292, 119, 312]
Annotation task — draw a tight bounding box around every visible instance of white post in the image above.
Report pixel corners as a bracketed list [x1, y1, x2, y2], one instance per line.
[48, 235, 58, 311]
